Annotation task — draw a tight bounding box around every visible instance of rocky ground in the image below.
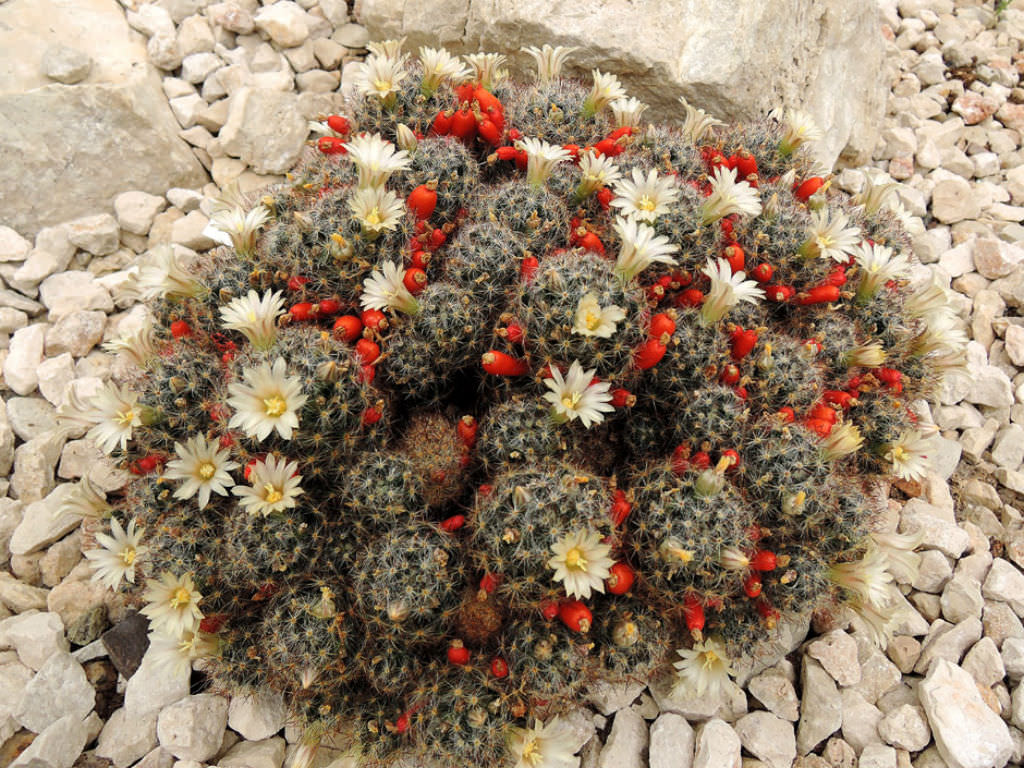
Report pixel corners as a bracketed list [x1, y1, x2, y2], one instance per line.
[1, 0, 1024, 767]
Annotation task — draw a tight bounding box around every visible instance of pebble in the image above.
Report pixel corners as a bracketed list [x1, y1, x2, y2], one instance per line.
[693, 718, 741, 768]
[747, 669, 800, 721]
[14, 650, 95, 733]
[218, 737, 286, 768]
[9, 483, 81, 557]
[840, 687, 883, 753]
[42, 45, 92, 85]
[96, 707, 159, 768]
[797, 658, 842, 754]
[1003, 638, 1024, 681]
[915, 617, 983, 674]
[649, 712, 695, 768]
[253, 1, 310, 48]
[8, 713, 90, 768]
[227, 689, 287, 741]
[858, 743, 898, 768]
[0, 227, 31, 263]
[597, 707, 647, 768]
[962, 636, 1005, 687]
[919, 659, 1013, 768]
[113, 191, 167, 237]
[4, 324, 47, 396]
[983, 558, 1024, 617]
[940, 572, 984, 623]
[38, 271, 114, 320]
[878, 703, 931, 751]
[124, 644, 191, 719]
[735, 711, 796, 768]
[156, 693, 230, 762]
[3, 611, 68, 670]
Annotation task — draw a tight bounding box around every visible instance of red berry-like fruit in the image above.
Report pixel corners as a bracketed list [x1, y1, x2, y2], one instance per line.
[610, 388, 635, 408]
[649, 312, 676, 339]
[431, 110, 453, 136]
[457, 415, 477, 447]
[724, 244, 745, 272]
[332, 315, 362, 342]
[750, 550, 777, 572]
[317, 136, 347, 155]
[743, 573, 763, 598]
[361, 309, 387, 331]
[403, 267, 428, 294]
[719, 364, 741, 385]
[362, 406, 383, 425]
[288, 275, 310, 291]
[633, 339, 667, 370]
[170, 320, 192, 338]
[610, 489, 631, 526]
[606, 562, 635, 595]
[683, 593, 705, 633]
[490, 657, 509, 678]
[289, 302, 315, 321]
[481, 351, 530, 376]
[678, 288, 704, 307]
[407, 183, 438, 219]
[326, 115, 350, 135]
[477, 118, 501, 146]
[450, 108, 477, 142]
[355, 338, 381, 364]
[315, 298, 341, 316]
[447, 640, 470, 666]
[440, 515, 465, 532]
[794, 176, 825, 202]
[558, 600, 592, 633]
[750, 262, 773, 283]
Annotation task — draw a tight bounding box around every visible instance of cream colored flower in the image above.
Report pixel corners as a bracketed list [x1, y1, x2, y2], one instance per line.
[542, 361, 615, 429]
[678, 96, 723, 144]
[610, 97, 648, 129]
[800, 209, 862, 263]
[701, 166, 762, 224]
[206, 204, 271, 257]
[583, 69, 626, 116]
[83, 382, 144, 455]
[573, 293, 625, 339]
[136, 245, 204, 301]
[102, 323, 159, 368]
[612, 215, 679, 281]
[140, 571, 204, 637]
[360, 260, 420, 315]
[233, 455, 304, 517]
[165, 434, 239, 509]
[347, 186, 405, 236]
[345, 133, 412, 190]
[852, 170, 898, 215]
[854, 242, 911, 302]
[463, 52, 508, 89]
[673, 638, 735, 699]
[820, 423, 863, 461]
[147, 627, 218, 678]
[883, 430, 933, 482]
[829, 546, 893, 609]
[418, 46, 469, 95]
[227, 358, 308, 442]
[843, 342, 886, 368]
[516, 137, 572, 186]
[219, 289, 285, 351]
[367, 38, 408, 60]
[85, 517, 148, 590]
[610, 167, 679, 223]
[700, 257, 764, 325]
[775, 107, 824, 156]
[508, 717, 578, 768]
[521, 44, 578, 84]
[547, 528, 614, 600]
[60, 475, 112, 519]
[354, 54, 408, 106]
[575, 149, 622, 199]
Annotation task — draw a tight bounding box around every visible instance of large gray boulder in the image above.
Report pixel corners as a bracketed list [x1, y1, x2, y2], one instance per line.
[0, 0, 208, 237]
[356, 0, 886, 168]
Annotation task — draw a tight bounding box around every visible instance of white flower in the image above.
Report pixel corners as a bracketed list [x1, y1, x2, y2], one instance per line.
[103, 323, 159, 368]
[575, 149, 622, 199]
[584, 69, 626, 115]
[573, 293, 625, 339]
[227, 358, 308, 442]
[516, 137, 572, 186]
[678, 96, 723, 144]
[508, 717, 578, 768]
[610, 97, 648, 129]
[60, 476, 112, 519]
[207, 205, 271, 257]
[542, 360, 614, 429]
[820, 423, 863, 461]
[360, 260, 420, 315]
[165, 434, 239, 509]
[843, 342, 886, 368]
[521, 44, 578, 84]
[852, 170, 898, 215]
[147, 628, 218, 678]
[610, 167, 679, 223]
[829, 546, 893, 609]
[800, 209, 862, 263]
[673, 638, 736, 699]
[612, 215, 679, 281]
[883, 430, 933, 482]
[871, 529, 924, 585]
[418, 46, 469, 95]
[347, 186, 405, 236]
[775, 107, 824, 155]
[354, 54, 408, 106]
[84, 517, 148, 590]
[233, 455, 304, 517]
[219, 289, 285, 351]
[141, 571, 204, 637]
[547, 529, 614, 600]
[83, 382, 143, 455]
[846, 588, 900, 649]
[854, 242, 911, 301]
[912, 310, 968, 357]
[136, 245, 204, 301]
[367, 38, 407, 60]
[701, 166, 762, 224]
[700, 257, 764, 325]
[345, 133, 412, 190]
[395, 123, 418, 153]
[463, 52, 508, 89]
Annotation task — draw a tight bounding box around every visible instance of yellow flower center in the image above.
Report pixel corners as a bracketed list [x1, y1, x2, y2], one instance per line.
[264, 395, 287, 417]
[119, 548, 137, 566]
[702, 650, 719, 668]
[197, 461, 216, 480]
[564, 546, 587, 571]
[264, 484, 284, 504]
[373, 78, 392, 94]
[521, 739, 542, 766]
[170, 586, 192, 609]
[890, 446, 908, 462]
[365, 207, 382, 226]
[638, 194, 657, 212]
[246, 310, 258, 322]
[585, 310, 602, 330]
[114, 408, 135, 426]
[560, 392, 581, 410]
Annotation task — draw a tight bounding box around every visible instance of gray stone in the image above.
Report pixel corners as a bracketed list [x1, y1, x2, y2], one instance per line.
[66, 214, 119, 256]
[1003, 637, 1024, 681]
[915, 549, 954, 593]
[915, 618, 983, 675]
[360, 0, 885, 167]
[735, 711, 795, 768]
[0, 657, 33, 749]
[41, 44, 92, 84]
[877, 704, 931, 752]
[219, 88, 308, 174]
[586, 679, 646, 716]
[747, 669, 800, 721]
[966, 366, 1015, 409]
[941, 572, 984, 624]
[648, 674, 747, 722]
[4, 611, 67, 670]
[840, 687, 883, 753]
[96, 707, 159, 768]
[218, 737, 286, 768]
[39, 271, 113, 321]
[5, 324, 47, 396]
[10, 484, 80, 557]
[124, 646, 192, 719]
[851, 645, 902, 705]
[932, 177, 981, 223]
[649, 712, 694, 768]
[919, 659, 1013, 768]
[180, 52, 222, 84]
[170, 210, 217, 250]
[858, 743, 897, 768]
[797, 658, 841, 754]
[962, 637, 1005, 687]
[11, 429, 67, 503]
[37, 354, 76, 408]
[9, 713, 89, 768]
[45, 310, 106, 358]
[156, 693, 229, 762]
[597, 708, 647, 768]
[0, 572, 49, 613]
[694, 718, 741, 768]
[960, 418, 999, 463]
[228, 689, 287, 741]
[984, 558, 1024, 617]
[984, 600, 1024, 648]
[14, 651, 94, 733]
[113, 191, 167, 236]
[6, 397, 57, 441]
[992, 424, 1024, 470]
[254, 1, 310, 47]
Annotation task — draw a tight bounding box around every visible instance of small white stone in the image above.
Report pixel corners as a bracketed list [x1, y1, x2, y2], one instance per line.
[806, 630, 861, 687]
[858, 743, 898, 768]
[157, 694, 229, 762]
[0, 227, 31, 263]
[1005, 325, 1024, 367]
[45, 310, 106, 358]
[747, 670, 800, 721]
[9, 484, 80, 557]
[228, 689, 287, 741]
[254, 2, 310, 48]
[14, 651, 94, 734]
[66, 213, 119, 256]
[332, 22, 368, 49]
[124, 646, 192, 720]
[4, 324, 47, 396]
[797, 658, 841, 754]
[693, 718, 740, 768]
[96, 707, 159, 768]
[42, 45, 92, 85]
[938, 238, 975, 277]
[9, 713, 89, 768]
[39, 271, 114, 321]
[218, 737, 286, 768]
[840, 688, 883, 754]
[963, 637, 1006, 687]
[597, 708, 647, 768]
[734, 711, 795, 768]
[941, 572, 985, 624]
[3, 611, 68, 670]
[984, 559, 1024, 617]
[915, 618, 983, 675]
[649, 712, 694, 768]
[181, 52, 223, 85]
[877, 703, 931, 752]
[171, 210, 217, 251]
[37, 354, 77, 408]
[114, 191, 167, 237]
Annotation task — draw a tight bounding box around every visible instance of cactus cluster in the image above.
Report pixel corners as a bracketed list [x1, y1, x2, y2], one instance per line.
[67, 41, 964, 768]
